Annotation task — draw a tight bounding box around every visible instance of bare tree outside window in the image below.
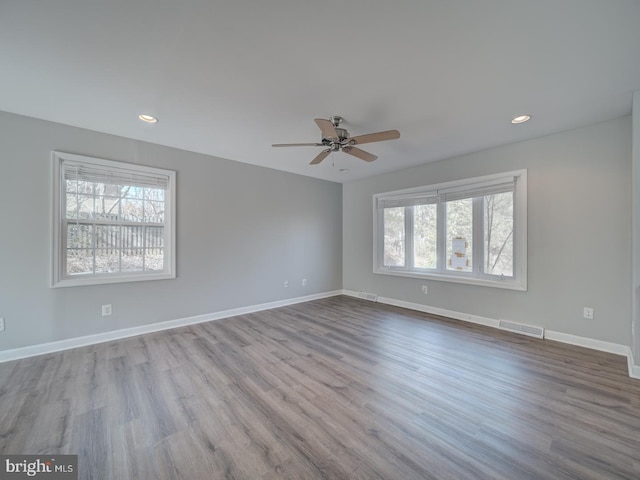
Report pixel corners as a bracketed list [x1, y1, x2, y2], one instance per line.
[375, 171, 525, 290]
[414, 204, 437, 268]
[53, 151, 175, 288]
[65, 182, 166, 276]
[383, 207, 405, 267]
[484, 192, 514, 276]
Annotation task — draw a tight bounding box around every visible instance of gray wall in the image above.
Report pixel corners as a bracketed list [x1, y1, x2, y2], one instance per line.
[633, 92, 640, 364]
[344, 116, 632, 347]
[0, 111, 342, 351]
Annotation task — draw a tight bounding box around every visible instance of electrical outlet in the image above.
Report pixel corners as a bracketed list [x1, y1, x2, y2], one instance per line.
[421, 285, 428, 294]
[302, 278, 307, 287]
[102, 304, 112, 316]
[284, 280, 289, 288]
[0, 317, 4, 332]
[583, 307, 594, 320]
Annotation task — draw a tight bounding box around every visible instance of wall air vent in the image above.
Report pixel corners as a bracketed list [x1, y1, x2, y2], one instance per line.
[498, 319, 544, 339]
[357, 291, 378, 302]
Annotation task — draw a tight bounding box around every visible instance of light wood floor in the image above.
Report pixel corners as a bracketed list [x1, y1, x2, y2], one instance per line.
[1, 296, 639, 479]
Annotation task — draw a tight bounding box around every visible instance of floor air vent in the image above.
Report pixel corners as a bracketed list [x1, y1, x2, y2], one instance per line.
[498, 320, 544, 339]
[357, 291, 378, 302]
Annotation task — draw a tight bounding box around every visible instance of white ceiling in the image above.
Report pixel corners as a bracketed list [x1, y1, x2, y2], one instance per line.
[1, 1, 640, 183]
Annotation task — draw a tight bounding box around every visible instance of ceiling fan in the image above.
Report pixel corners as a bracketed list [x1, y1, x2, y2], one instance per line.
[272, 116, 400, 165]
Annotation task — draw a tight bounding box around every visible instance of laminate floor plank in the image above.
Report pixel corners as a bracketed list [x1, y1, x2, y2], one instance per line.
[1, 295, 640, 479]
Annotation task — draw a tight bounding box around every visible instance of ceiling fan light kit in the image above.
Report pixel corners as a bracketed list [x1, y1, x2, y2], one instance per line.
[272, 115, 400, 165]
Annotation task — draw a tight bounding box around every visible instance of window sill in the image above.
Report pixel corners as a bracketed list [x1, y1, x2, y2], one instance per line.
[373, 268, 526, 291]
[51, 271, 175, 288]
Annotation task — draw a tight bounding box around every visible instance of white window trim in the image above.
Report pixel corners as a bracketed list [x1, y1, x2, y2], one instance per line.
[51, 151, 176, 288]
[373, 169, 527, 291]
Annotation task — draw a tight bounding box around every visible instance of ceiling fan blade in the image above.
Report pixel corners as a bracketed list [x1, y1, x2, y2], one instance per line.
[272, 143, 323, 147]
[343, 146, 377, 162]
[347, 129, 400, 145]
[315, 118, 339, 139]
[310, 149, 331, 165]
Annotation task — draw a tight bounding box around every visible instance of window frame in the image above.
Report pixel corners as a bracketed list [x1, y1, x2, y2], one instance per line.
[373, 170, 527, 291]
[51, 151, 176, 288]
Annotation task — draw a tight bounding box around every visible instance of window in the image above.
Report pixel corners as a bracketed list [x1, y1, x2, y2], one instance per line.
[51, 152, 176, 287]
[374, 170, 527, 290]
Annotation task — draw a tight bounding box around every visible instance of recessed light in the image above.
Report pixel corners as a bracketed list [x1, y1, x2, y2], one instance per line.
[138, 114, 158, 124]
[511, 114, 531, 124]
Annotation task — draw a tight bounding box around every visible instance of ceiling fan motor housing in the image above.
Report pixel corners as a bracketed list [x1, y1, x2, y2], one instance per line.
[322, 115, 349, 142]
[321, 128, 349, 144]
[336, 128, 349, 142]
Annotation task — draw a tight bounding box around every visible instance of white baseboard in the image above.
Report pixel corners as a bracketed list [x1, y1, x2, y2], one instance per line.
[5, 289, 640, 380]
[629, 349, 640, 379]
[543, 330, 629, 356]
[343, 290, 639, 379]
[544, 330, 640, 379]
[0, 290, 343, 363]
[343, 289, 500, 329]
[379, 295, 500, 330]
